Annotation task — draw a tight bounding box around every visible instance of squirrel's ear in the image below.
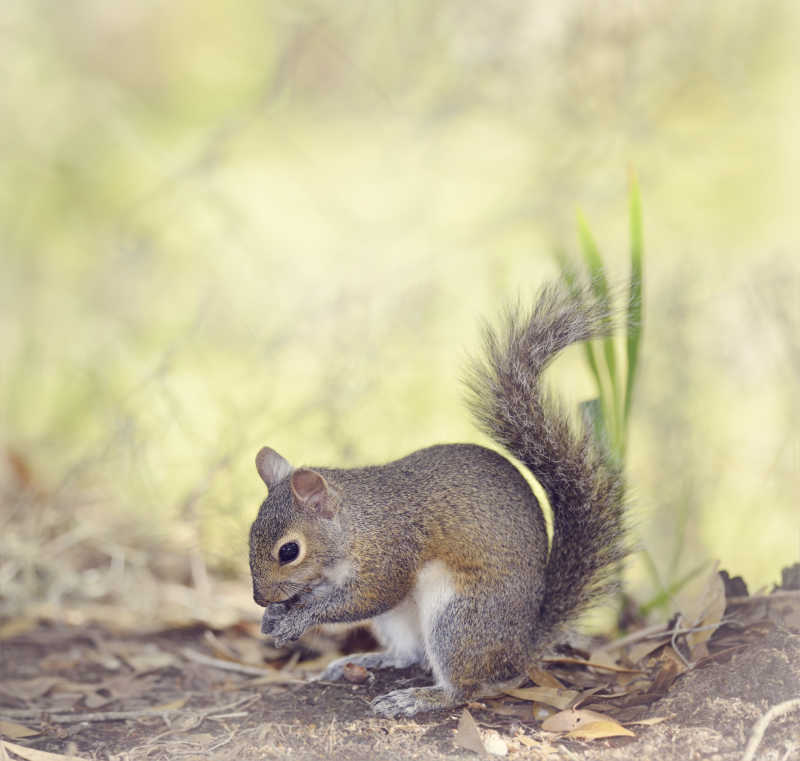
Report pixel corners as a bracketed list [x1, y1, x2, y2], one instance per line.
[255, 446, 294, 489]
[290, 469, 336, 519]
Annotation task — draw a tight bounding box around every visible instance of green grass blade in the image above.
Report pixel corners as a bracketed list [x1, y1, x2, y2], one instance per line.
[556, 245, 611, 446]
[583, 341, 605, 410]
[579, 398, 607, 445]
[577, 211, 621, 453]
[576, 210, 610, 300]
[638, 549, 666, 604]
[554, 247, 579, 293]
[624, 171, 644, 429]
[639, 559, 711, 616]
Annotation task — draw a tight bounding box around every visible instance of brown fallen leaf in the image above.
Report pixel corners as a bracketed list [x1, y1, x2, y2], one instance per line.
[182, 648, 305, 683]
[526, 667, 566, 689]
[682, 563, 726, 658]
[454, 709, 486, 755]
[585, 649, 620, 671]
[202, 630, 240, 661]
[504, 687, 579, 710]
[541, 708, 617, 732]
[566, 720, 635, 739]
[119, 648, 177, 672]
[0, 619, 38, 641]
[0, 741, 91, 761]
[626, 716, 671, 726]
[0, 677, 63, 701]
[649, 650, 686, 694]
[626, 635, 672, 664]
[0, 721, 40, 740]
[85, 673, 162, 709]
[543, 657, 644, 674]
[150, 697, 189, 712]
[485, 698, 534, 720]
[532, 703, 559, 722]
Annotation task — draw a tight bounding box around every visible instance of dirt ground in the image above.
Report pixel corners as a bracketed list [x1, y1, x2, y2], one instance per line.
[1, 591, 799, 761]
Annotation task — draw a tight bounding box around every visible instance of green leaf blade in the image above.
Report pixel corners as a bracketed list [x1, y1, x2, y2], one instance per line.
[624, 171, 644, 428]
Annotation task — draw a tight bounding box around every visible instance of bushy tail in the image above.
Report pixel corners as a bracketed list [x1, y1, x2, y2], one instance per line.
[466, 281, 628, 645]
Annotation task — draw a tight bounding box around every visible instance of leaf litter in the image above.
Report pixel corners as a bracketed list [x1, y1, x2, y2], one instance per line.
[1, 564, 799, 760]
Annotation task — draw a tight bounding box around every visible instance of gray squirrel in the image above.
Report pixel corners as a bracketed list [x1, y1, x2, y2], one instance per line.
[248, 280, 628, 717]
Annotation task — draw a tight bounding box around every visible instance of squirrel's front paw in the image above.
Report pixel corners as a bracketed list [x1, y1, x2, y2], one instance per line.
[268, 607, 312, 647]
[260, 602, 291, 636]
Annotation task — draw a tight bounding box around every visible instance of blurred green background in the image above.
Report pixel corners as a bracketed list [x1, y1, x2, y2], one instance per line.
[1, 0, 798, 621]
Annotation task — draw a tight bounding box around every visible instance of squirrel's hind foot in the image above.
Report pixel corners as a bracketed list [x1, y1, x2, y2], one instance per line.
[370, 686, 455, 718]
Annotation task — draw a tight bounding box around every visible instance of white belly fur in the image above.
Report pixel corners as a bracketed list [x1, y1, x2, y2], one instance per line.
[372, 560, 456, 685]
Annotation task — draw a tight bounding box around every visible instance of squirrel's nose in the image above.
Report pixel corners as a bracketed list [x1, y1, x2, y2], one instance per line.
[252, 579, 271, 607]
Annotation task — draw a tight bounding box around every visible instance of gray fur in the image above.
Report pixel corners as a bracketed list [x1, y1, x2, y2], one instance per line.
[249, 280, 629, 717]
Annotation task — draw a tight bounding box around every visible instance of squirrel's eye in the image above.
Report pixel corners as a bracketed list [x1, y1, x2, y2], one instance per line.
[278, 541, 300, 565]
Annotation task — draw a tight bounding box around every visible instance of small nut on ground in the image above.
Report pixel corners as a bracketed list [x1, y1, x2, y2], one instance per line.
[342, 663, 371, 684]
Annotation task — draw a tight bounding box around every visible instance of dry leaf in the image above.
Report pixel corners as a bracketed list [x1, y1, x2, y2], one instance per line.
[0, 741, 91, 761]
[0, 619, 38, 641]
[541, 708, 615, 732]
[123, 650, 177, 672]
[454, 709, 486, 755]
[182, 648, 305, 683]
[202, 631, 239, 660]
[532, 703, 559, 722]
[566, 720, 635, 739]
[683, 564, 726, 654]
[185, 733, 215, 745]
[526, 667, 565, 689]
[504, 687, 579, 710]
[39, 649, 87, 672]
[626, 636, 671, 664]
[150, 696, 188, 712]
[0, 721, 39, 740]
[627, 716, 671, 726]
[586, 649, 620, 670]
[544, 656, 643, 674]
[0, 678, 63, 701]
[485, 699, 534, 720]
[650, 650, 686, 694]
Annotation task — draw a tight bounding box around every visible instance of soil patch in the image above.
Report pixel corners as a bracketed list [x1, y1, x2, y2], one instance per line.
[1, 618, 798, 760]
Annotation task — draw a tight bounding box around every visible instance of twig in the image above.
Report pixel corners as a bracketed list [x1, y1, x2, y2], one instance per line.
[181, 648, 305, 682]
[0, 707, 181, 724]
[0, 695, 256, 725]
[780, 742, 798, 761]
[726, 590, 800, 605]
[741, 698, 800, 761]
[592, 623, 670, 652]
[594, 616, 734, 655]
[669, 614, 692, 669]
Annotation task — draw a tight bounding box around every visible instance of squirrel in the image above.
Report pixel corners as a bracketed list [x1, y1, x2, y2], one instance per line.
[248, 280, 629, 718]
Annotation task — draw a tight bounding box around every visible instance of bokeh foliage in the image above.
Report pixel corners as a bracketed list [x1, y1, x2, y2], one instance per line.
[1, 0, 799, 611]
